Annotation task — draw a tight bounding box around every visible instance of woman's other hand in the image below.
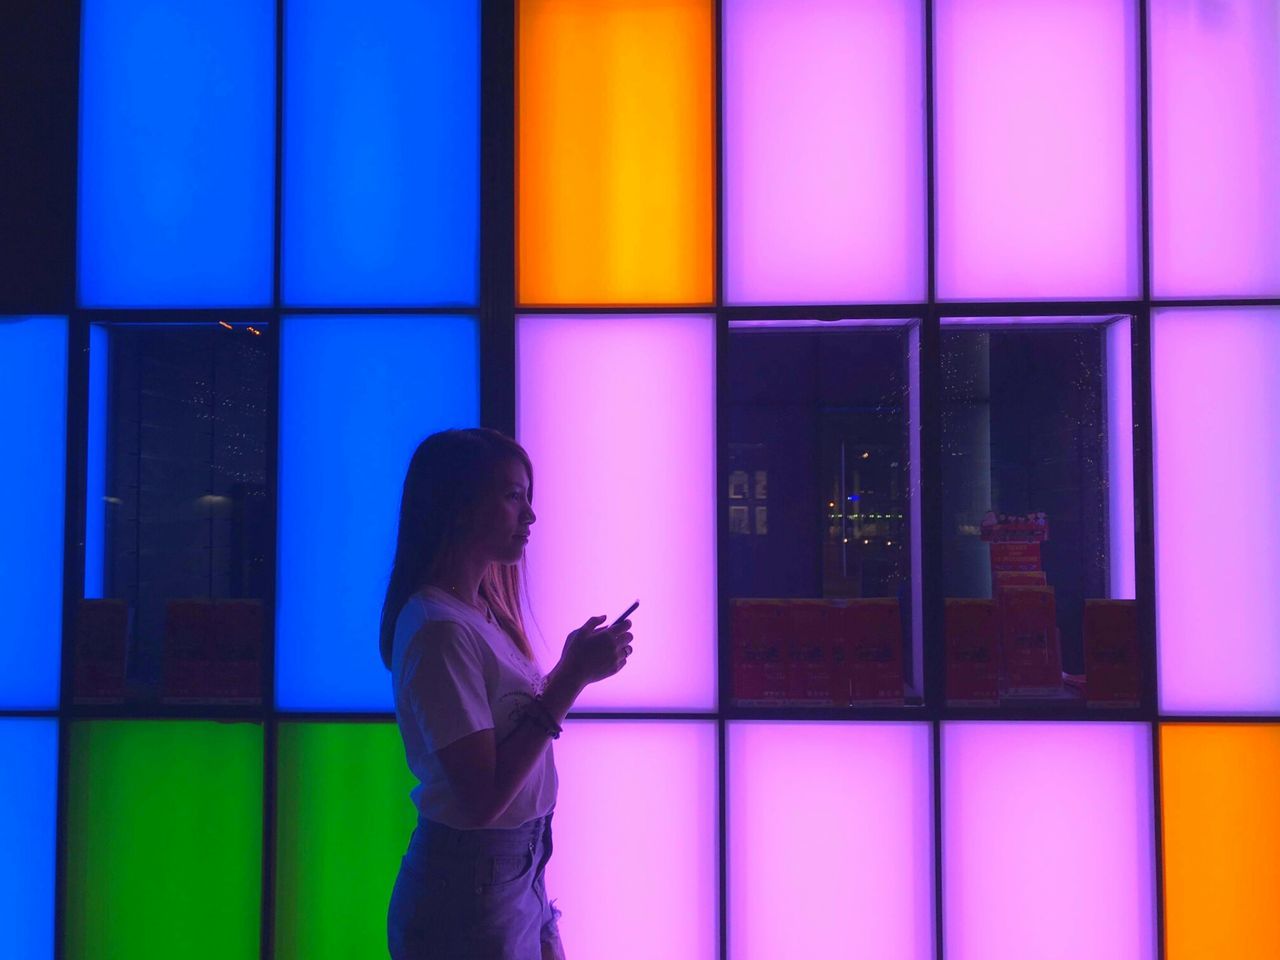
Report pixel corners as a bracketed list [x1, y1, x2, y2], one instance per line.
[559, 615, 634, 686]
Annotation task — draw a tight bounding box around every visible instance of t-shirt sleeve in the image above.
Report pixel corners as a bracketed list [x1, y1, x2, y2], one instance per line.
[400, 619, 494, 752]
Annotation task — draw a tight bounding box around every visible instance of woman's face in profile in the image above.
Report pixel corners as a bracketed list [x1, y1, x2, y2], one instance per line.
[468, 458, 536, 565]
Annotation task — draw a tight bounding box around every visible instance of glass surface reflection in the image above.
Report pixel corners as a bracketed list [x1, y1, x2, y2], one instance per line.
[75, 322, 270, 706]
[941, 316, 1140, 709]
[724, 320, 921, 707]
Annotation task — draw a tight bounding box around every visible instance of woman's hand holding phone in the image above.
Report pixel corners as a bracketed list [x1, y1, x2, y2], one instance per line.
[559, 601, 637, 686]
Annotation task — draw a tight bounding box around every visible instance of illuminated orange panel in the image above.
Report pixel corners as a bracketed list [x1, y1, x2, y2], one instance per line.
[518, 0, 714, 306]
[1161, 724, 1280, 960]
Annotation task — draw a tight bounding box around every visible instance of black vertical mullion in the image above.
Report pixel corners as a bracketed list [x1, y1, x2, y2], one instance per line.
[261, 0, 286, 955]
[922, 0, 946, 956]
[713, 0, 728, 957]
[54, 313, 89, 960]
[481, 0, 517, 437]
[1134, 0, 1167, 955]
[53, 0, 85, 954]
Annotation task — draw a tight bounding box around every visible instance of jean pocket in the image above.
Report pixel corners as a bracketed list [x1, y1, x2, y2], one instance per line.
[475, 850, 534, 891]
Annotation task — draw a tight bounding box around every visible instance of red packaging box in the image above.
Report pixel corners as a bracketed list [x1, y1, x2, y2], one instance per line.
[730, 600, 789, 704]
[1084, 599, 1141, 707]
[990, 541, 1043, 574]
[842, 599, 904, 704]
[785, 600, 842, 705]
[994, 571, 1047, 591]
[730, 600, 765, 702]
[73, 599, 129, 703]
[945, 598, 999, 706]
[999, 586, 1062, 695]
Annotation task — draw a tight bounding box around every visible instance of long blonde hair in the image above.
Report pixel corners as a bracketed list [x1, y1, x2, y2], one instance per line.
[379, 429, 536, 669]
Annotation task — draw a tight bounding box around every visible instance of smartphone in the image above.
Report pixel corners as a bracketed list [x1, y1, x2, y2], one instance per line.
[608, 600, 639, 631]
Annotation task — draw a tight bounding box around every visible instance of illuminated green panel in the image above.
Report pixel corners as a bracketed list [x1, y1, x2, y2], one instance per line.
[275, 722, 419, 960]
[64, 721, 263, 960]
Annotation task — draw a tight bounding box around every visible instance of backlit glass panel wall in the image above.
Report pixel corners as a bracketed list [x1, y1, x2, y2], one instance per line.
[77, 0, 274, 307]
[728, 722, 934, 960]
[1149, 0, 1280, 298]
[549, 721, 719, 958]
[1153, 309, 1280, 714]
[724, 0, 925, 304]
[934, 0, 1139, 300]
[0, 316, 66, 709]
[13, 0, 1279, 955]
[943, 723, 1156, 960]
[282, 0, 479, 305]
[0, 719, 59, 960]
[517, 0, 713, 305]
[275, 315, 480, 711]
[274, 722, 419, 960]
[517, 313, 718, 711]
[64, 721, 264, 960]
[1160, 724, 1280, 959]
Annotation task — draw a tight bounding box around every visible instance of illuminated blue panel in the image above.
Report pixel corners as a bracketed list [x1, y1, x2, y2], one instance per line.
[77, 0, 274, 307]
[0, 719, 59, 960]
[0, 317, 66, 708]
[283, 0, 479, 306]
[85, 324, 108, 599]
[276, 316, 480, 710]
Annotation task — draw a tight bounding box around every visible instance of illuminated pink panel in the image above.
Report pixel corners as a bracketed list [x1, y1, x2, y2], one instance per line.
[934, 0, 1139, 300]
[944, 723, 1156, 960]
[724, 0, 925, 303]
[1150, 0, 1280, 298]
[1154, 309, 1280, 714]
[1107, 317, 1135, 599]
[728, 722, 935, 960]
[549, 720, 718, 958]
[517, 314, 717, 710]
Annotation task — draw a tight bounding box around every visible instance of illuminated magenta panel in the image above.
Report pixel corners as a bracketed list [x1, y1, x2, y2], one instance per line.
[1107, 317, 1135, 599]
[549, 721, 718, 958]
[1150, 0, 1280, 298]
[943, 723, 1156, 960]
[724, 0, 925, 304]
[934, 0, 1139, 300]
[517, 314, 717, 710]
[728, 722, 935, 960]
[1153, 309, 1280, 714]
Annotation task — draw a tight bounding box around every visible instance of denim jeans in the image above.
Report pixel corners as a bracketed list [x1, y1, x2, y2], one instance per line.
[388, 812, 562, 960]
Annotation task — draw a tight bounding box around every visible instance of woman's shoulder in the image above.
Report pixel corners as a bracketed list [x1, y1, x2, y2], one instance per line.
[393, 591, 484, 659]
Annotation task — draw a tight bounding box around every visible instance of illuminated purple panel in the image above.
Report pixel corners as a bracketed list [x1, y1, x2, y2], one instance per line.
[548, 721, 718, 959]
[934, 0, 1139, 301]
[943, 723, 1156, 960]
[728, 722, 935, 960]
[1154, 309, 1280, 713]
[1107, 317, 1135, 599]
[724, 0, 924, 304]
[1150, 0, 1280, 298]
[517, 314, 717, 711]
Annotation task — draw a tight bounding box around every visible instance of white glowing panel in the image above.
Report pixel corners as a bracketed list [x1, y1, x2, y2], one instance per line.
[724, 0, 925, 303]
[517, 314, 717, 710]
[943, 723, 1156, 960]
[1154, 309, 1280, 714]
[728, 722, 935, 960]
[548, 720, 718, 959]
[934, 0, 1140, 300]
[1150, 0, 1280, 298]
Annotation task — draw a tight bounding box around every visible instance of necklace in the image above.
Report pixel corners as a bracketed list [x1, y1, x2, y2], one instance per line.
[441, 583, 494, 623]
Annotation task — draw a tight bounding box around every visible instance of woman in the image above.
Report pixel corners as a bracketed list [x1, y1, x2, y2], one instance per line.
[381, 428, 634, 959]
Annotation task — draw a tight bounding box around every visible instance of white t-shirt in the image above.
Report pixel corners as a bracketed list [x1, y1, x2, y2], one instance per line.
[391, 585, 558, 829]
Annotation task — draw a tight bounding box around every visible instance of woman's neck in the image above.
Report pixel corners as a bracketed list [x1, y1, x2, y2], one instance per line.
[428, 553, 489, 607]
